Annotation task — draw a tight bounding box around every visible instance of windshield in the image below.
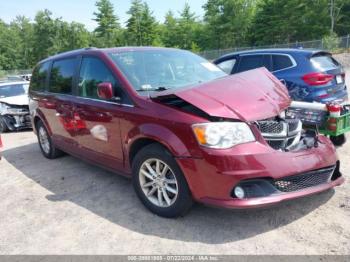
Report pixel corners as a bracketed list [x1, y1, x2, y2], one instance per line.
[0, 83, 29, 98]
[108, 49, 227, 92]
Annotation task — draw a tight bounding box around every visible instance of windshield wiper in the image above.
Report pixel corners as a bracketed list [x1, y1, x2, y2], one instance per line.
[136, 86, 170, 92]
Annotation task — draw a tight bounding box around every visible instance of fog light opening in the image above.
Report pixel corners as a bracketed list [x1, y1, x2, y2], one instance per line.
[234, 186, 245, 199]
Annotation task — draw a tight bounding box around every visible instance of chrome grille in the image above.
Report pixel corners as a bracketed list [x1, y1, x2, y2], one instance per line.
[258, 121, 284, 134]
[257, 118, 302, 150]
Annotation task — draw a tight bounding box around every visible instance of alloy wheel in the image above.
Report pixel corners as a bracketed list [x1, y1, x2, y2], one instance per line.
[139, 158, 178, 207]
[38, 126, 50, 154]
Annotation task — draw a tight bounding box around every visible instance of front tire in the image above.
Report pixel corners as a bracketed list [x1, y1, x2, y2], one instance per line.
[330, 134, 346, 147]
[132, 144, 193, 218]
[36, 120, 64, 159]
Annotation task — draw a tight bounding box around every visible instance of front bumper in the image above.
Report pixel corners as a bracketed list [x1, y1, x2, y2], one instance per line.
[177, 135, 344, 208]
[1, 114, 32, 131]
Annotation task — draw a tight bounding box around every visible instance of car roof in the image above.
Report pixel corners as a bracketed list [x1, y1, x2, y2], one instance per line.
[39, 46, 182, 64]
[215, 48, 330, 61]
[0, 81, 29, 86]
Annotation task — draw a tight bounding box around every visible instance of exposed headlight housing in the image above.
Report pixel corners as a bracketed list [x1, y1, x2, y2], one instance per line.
[192, 122, 255, 149]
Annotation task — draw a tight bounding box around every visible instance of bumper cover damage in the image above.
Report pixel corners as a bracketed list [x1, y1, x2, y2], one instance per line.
[176, 135, 344, 209]
[0, 103, 32, 131]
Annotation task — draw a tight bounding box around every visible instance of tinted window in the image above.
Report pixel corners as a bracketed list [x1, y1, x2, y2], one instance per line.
[217, 59, 236, 74]
[262, 55, 272, 71]
[237, 55, 264, 73]
[49, 58, 77, 94]
[78, 57, 130, 103]
[30, 62, 50, 91]
[310, 55, 339, 71]
[272, 55, 293, 71]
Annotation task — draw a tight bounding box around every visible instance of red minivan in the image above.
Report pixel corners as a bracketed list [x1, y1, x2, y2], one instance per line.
[29, 47, 344, 217]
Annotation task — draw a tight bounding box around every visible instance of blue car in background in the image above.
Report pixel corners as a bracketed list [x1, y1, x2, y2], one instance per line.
[213, 49, 348, 103]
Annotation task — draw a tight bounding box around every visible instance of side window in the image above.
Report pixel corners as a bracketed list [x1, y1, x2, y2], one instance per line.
[272, 55, 293, 71]
[49, 58, 77, 94]
[78, 57, 129, 102]
[217, 59, 236, 74]
[262, 55, 273, 71]
[30, 62, 50, 91]
[236, 55, 264, 73]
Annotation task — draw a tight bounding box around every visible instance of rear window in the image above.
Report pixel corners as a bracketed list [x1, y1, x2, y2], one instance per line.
[272, 55, 294, 71]
[49, 58, 78, 94]
[30, 62, 50, 91]
[310, 55, 339, 71]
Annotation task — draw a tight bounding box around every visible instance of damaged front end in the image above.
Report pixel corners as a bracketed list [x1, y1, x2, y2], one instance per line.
[254, 115, 322, 152]
[0, 102, 32, 131]
[152, 68, 324, 152]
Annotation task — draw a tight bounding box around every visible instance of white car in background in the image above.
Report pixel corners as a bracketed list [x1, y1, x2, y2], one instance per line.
[0, 81, 32, 132]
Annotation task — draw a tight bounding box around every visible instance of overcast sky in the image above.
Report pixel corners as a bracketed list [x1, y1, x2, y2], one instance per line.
[0, 0, 207, 31]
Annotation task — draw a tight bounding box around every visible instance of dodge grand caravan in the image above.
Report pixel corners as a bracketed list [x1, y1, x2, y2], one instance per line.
[29, 47, 344, 218]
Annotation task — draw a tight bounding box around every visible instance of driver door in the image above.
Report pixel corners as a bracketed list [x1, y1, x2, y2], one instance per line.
[72, 56, 129, 172]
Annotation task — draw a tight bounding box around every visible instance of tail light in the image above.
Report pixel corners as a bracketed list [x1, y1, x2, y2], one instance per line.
[302, 72, 334, 86]
[341, 72, 346, 79]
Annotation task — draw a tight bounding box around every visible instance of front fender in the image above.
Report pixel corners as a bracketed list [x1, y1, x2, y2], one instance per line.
[126, 123, 192, 158]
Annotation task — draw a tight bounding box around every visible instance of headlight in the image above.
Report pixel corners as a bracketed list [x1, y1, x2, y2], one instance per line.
[192, 122, 255, 149]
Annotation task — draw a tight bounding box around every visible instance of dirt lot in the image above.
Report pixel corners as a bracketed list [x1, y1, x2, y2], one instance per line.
[0, 72, 349, 254]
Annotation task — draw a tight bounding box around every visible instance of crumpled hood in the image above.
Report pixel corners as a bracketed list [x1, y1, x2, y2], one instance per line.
[0, 95, 29, 106]
[152, 67, 291, 121]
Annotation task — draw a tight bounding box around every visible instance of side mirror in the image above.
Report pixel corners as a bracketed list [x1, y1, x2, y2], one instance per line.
[97, 82, 113, 100]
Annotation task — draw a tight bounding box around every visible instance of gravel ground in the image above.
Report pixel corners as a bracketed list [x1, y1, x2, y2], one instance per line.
[0, 73, 349, 255]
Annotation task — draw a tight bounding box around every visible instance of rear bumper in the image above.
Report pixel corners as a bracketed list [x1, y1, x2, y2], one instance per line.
[176, 135, 343, 208]
[316, 86, 348, 104]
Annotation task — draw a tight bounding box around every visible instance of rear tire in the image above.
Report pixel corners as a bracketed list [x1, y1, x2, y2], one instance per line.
[132, 143, 193, 218]
[330, 134, 346, 147]
[36, 120, 64, 159]
[0, 116, 8, 133]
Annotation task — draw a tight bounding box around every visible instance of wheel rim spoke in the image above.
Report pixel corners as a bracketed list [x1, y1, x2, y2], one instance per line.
[161, 165, 168, 177]
[157, 188, 163, 206]
[165, 178, 176, 184]
[165, 185, 177, 195]
[145, 163, 157, 178]
[142, 181, 155, 188]
[147, 186, 157, 196]
[140, 169, 154, 181]
[162, 188, 171, 206]
[155, 160, 161, 174]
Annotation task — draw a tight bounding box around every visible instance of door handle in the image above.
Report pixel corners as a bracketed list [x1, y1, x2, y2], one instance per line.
[55, 112, 66, 117]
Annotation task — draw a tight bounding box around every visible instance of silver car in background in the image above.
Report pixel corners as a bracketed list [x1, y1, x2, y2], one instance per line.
[0, 81, 32, 132]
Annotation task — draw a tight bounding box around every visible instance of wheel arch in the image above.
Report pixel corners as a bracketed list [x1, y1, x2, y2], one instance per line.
[33, 112, 52, 136]
[126, 123, 193, 168]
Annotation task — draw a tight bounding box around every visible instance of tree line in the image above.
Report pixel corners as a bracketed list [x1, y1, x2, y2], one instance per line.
[0, 0, 349, 70]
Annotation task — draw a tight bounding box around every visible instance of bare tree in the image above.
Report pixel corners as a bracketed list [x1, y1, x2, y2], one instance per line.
[329, 0, 344, 33]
